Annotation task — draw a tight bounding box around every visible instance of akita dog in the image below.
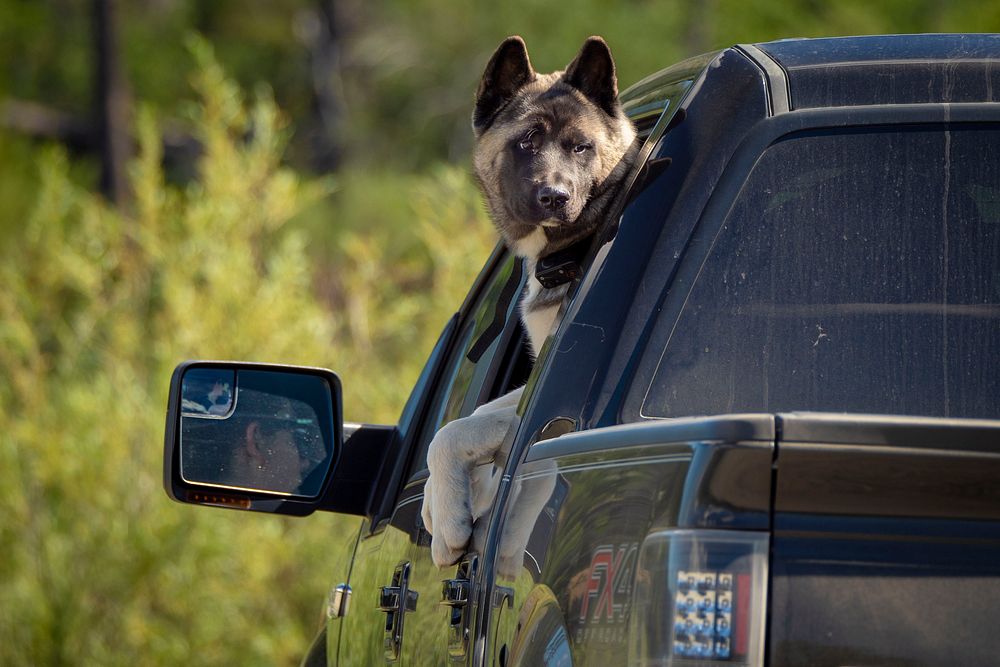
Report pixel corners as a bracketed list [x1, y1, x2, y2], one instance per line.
[422, 35, 637, 569]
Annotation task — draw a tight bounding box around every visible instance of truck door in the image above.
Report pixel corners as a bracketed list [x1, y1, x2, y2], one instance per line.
[398, 252, 532, 665]
[336, 250, 531, 665]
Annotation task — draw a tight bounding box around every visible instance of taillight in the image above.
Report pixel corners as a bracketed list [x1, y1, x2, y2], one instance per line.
[629, 530, 768, 666]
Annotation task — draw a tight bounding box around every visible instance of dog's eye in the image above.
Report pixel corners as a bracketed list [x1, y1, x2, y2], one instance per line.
[518, 130, 539, 152]
[573, 143, 592, 154]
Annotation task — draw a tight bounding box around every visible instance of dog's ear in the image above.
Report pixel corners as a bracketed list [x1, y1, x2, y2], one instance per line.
[473, 36, 535, 136]
[564, 36, 619, 116]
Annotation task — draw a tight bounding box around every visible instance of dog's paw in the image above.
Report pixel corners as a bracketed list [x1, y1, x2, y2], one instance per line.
[496, 550, 524, 581]
[420, 482, 434, 535]
[496, 517, 529, 579]
[435, 511, 472, 552]
[431, 534, 467, 568]
[471, 515, 489, 554]
[425, 479, 472, 567]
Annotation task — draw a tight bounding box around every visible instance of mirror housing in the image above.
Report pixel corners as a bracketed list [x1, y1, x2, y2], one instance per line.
[164, 361, 347, 516]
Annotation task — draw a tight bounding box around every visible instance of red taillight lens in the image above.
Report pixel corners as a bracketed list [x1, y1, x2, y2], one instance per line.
[629, 530, 768, 666]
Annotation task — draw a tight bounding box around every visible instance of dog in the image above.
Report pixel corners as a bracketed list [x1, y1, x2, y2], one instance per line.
[421, 35, 637, 571]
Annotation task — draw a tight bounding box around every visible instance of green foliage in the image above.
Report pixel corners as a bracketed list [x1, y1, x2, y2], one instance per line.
[0, 44, 493, 666]
[0, 133, 46, 246]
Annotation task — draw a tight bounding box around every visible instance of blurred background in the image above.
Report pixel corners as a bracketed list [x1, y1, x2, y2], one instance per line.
[2, 1, 998, 665]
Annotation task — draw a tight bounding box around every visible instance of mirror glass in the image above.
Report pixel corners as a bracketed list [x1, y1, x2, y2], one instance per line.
[179, 368, 336, 497]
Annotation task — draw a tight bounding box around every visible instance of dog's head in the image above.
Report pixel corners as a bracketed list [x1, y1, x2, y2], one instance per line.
[472, 36, 636, 256]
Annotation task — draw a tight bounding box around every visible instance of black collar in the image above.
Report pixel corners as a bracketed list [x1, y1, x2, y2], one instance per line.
[534, 232, 595, 289]
[466, 233, 597, 363]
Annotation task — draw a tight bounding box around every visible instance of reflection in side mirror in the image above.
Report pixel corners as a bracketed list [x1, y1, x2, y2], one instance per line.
[174, 365, 339, 499]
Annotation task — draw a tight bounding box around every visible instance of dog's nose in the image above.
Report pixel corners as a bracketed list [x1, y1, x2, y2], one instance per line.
[537, 185, 569, 212]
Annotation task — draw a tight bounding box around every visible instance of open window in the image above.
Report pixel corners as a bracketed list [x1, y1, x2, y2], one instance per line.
[405, 251, 533, 480]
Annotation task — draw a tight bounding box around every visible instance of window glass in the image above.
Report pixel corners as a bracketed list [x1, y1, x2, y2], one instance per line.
[620, 51, 717, 133]
[408, 254, 524, 474]
[642, 126, 1000, 419]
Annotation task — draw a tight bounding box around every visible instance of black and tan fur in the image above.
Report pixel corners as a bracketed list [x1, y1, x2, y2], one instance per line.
[471, 35, 637, 353]
[422, 36, 637, 570]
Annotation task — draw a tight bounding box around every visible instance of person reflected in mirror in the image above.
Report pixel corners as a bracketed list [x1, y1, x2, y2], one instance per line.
[222, 390, 328, 495]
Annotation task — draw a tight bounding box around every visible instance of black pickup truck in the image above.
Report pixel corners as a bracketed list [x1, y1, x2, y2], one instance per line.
[164, 34, 1000, 666]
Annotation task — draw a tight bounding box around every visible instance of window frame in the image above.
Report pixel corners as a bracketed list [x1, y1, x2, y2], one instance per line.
[397, 246, 530, 485]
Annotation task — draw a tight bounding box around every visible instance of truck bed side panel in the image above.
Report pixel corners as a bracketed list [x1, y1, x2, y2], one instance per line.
[771, 414, 1000, 667]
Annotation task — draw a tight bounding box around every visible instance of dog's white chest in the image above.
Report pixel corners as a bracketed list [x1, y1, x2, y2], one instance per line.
[521, 274, 561, 356]
[513, 228, 548, 260]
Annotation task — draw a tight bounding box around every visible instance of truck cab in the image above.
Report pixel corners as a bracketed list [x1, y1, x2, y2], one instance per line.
[165, 34, 1000, 666]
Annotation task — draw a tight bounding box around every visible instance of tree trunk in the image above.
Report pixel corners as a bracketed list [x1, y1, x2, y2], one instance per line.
[93, 0, 131, 206]
[296, 0, 346, 172]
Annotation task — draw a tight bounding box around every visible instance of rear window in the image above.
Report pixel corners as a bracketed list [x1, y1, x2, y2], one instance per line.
[641, 125, 1000, 419]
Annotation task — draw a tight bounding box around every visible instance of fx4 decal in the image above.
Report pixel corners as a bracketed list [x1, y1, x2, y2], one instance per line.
[574, 543, 638, 643]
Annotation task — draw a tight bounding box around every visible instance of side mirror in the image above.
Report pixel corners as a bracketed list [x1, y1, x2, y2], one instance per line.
[163, 361, 343, 516]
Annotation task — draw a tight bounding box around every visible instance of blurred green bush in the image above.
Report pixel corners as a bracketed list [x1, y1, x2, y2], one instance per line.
[0, 42, 493, 666]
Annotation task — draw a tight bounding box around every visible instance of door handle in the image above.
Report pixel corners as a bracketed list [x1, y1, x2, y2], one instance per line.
[378, 585, 418, 612]
[440, 578, 470, 608]
[378, 586, 400, 612]
[378, 562, 419, 662]
[442, 554, 479, 660]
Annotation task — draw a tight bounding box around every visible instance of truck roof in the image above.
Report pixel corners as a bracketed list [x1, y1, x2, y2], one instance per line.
[752, 33, 1000, 108]
[621, 34, 1000, 132]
